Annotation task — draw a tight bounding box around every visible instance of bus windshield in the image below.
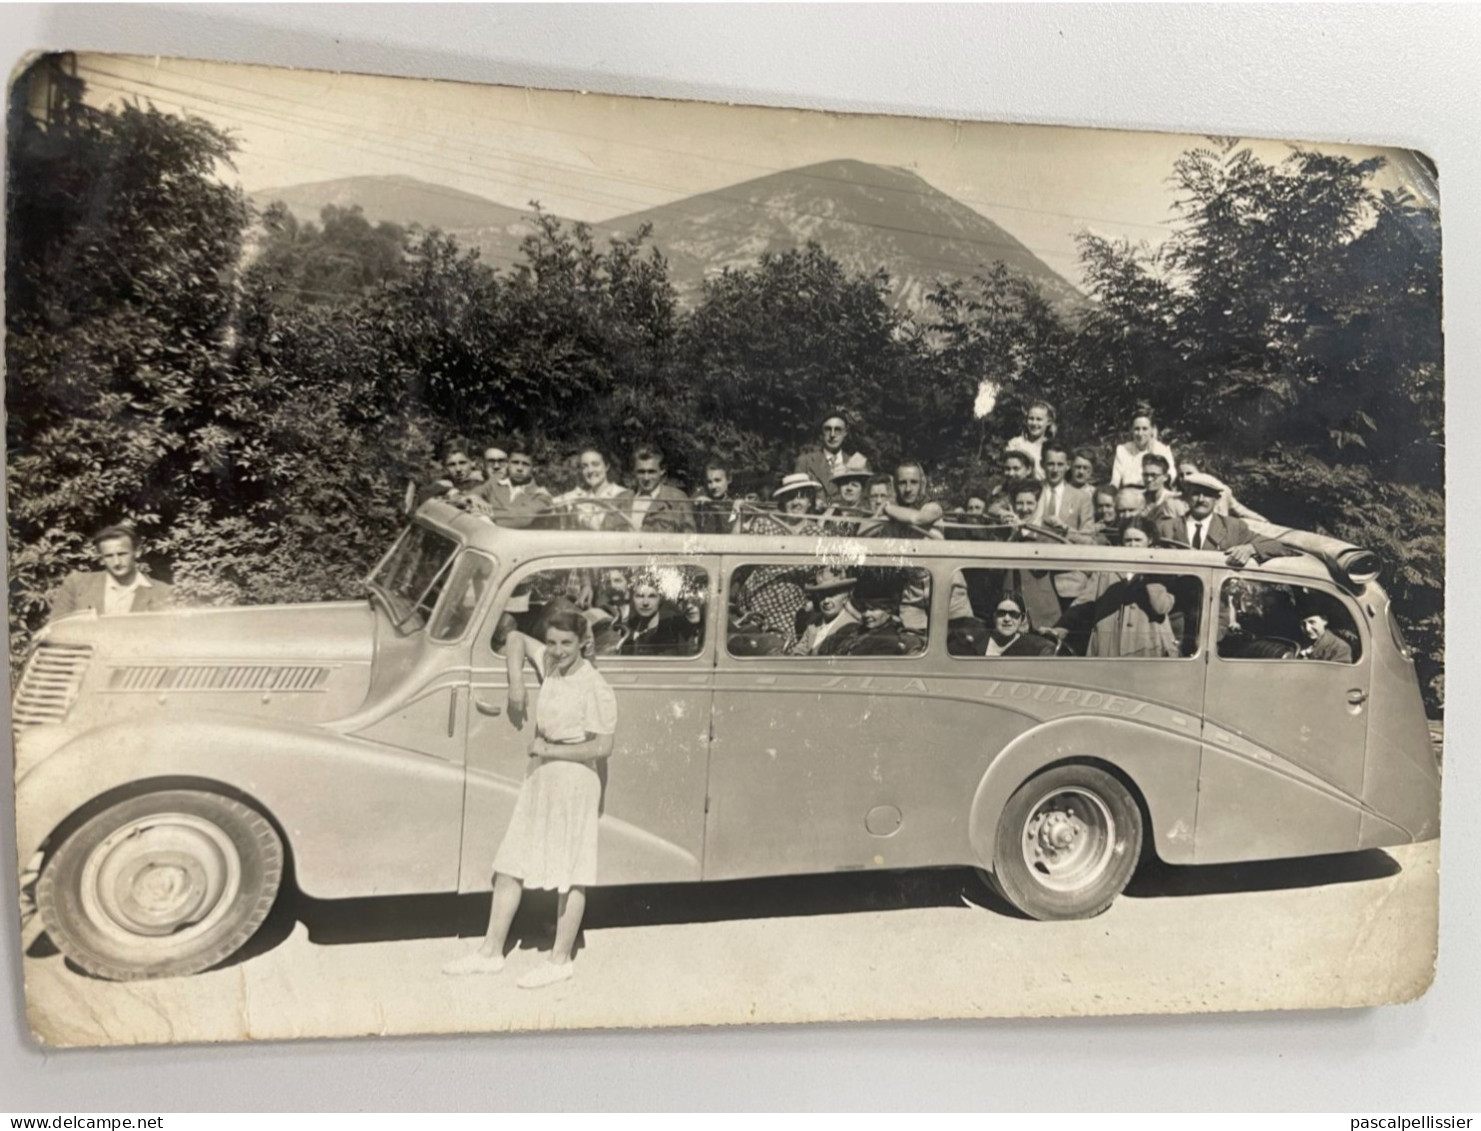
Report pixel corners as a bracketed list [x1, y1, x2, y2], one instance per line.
[366, 524, 460, 633]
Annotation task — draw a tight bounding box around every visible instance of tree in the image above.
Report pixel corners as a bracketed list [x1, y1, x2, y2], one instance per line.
[246, 202, 406, 308]
[6, 75, 248, 657]
[679, 243, 934, 486]
[1074, 139, 1445, 711]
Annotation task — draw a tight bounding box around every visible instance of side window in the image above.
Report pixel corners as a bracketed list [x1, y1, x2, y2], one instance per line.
[493, 565, 708, 658]
[728, 563, 930, 657]
[1218, 579, 1361, 664]
[947, 567, 1203, 659]
[428, 552, 497, 641]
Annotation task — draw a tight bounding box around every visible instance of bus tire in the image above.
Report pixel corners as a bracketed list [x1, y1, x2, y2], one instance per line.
[993, 764, 1142, 921]
[36, 789, 284, 981]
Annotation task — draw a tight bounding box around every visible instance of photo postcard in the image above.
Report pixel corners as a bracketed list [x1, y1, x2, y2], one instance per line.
[5, 52, 1444, 1047]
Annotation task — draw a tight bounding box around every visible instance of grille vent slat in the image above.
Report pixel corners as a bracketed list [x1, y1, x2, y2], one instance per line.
[12, 643, 92, 729]
[105, 664, 332, 693]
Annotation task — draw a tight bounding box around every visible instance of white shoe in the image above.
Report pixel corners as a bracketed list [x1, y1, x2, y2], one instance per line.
[441, 950, 505, 976]
[517, 961, 574, 989]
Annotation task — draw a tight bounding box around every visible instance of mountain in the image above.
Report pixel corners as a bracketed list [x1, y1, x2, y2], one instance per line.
[589, 159, 1085, 313]
[248, 164, 1083, 312]
[249, 174, 531, 234]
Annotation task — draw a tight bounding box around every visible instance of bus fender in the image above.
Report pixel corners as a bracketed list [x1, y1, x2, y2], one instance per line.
[15, 716, 465, 899]
[968, 714, 1203, 869]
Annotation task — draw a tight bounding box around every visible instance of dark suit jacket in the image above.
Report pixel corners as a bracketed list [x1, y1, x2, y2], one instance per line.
[1302, 630, 1354, 664]
[50, 571, 173, 620]
[1155, 513, 1292, 561]
[693, 496, 739, 534]
[633, 484, 697, 533]
[474, 479, 554, 527]
[621, 610, 696, 656]
[793, 448, 860, 501]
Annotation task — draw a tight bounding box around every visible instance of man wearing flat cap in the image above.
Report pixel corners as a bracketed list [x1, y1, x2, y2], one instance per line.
[1156, 473, 1292, 567]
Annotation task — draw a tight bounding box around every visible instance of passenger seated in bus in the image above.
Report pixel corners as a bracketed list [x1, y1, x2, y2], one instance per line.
[793, 569, 861, 655]
[820, 458, 874, 535]
[1112, 487, 1148, 539]
[745, 474, 826, 536]
[595, 569, 632, 625]
[1176, 457, 1265, 521]
[1065, 487, 1118, 546]
[1141, 454, 1187, 523]
[823, 583, 926, 657]
[944, 491, 998, 542]
[987, 450, 1037, 520]
[733, 561, 814, 653]
[899, 567, 932, 632]
[1001, 482, 1064, 632]
[1296, 608, 1354, 663]
[984, 591, 1058, 657]
[693, 460, 740, 534]
[1156, 473, 1293, 567]
[872, 462, 945, 539]
[619, 574, 695, 656]
[1046, 522, 1180, 658]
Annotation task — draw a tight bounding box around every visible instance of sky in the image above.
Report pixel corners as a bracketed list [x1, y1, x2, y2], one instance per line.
[72, 53, 1428, 289]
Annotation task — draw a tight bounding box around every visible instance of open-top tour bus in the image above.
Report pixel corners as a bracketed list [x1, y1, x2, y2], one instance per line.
[12, 499, 1440, 980]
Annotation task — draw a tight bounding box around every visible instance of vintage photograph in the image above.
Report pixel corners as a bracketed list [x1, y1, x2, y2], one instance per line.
[6, 52, 1444, 1046]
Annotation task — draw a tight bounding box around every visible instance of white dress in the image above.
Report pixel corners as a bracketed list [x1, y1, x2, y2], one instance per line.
[492, 656, 618, 892]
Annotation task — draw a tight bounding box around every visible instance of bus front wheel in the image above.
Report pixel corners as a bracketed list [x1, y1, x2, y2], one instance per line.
[36, 789, 284, 981]
[992, 764, 1142, 920]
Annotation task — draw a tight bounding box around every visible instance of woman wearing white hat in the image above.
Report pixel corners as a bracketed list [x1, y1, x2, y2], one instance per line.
[734, 473, 826, 652]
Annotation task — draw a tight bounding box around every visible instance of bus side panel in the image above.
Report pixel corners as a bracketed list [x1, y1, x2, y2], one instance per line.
[1193, 745, 1361, 864]
[705, 673, 1036, 880]
[968, 715, 1204, 869]
[1360, 606, 1441, 846]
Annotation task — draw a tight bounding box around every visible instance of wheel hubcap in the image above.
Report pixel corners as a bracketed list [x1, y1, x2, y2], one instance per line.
[80, 814, 243, 947]
[1021, 786, 1116, 893]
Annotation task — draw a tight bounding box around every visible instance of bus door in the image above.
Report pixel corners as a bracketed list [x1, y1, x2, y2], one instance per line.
[1197, 574, 1371, 861]
[458, 558, 717, 889]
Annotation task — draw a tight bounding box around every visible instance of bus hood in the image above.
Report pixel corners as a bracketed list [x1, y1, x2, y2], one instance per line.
[38, 600, 377, 665]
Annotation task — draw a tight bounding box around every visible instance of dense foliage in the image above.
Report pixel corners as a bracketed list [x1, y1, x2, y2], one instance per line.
[6, 87, 1444, 711]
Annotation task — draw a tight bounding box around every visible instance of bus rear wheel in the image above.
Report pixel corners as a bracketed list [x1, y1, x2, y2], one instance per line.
[36, 789, 284, 981]
[992, 764, 1142, 921]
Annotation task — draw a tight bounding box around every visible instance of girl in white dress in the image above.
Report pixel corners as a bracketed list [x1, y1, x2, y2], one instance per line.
[443, 608, 617, 989]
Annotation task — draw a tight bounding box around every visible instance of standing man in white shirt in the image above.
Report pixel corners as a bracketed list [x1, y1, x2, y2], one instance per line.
[1038, 442, 1094, 536]
[49, 524, 173, 620]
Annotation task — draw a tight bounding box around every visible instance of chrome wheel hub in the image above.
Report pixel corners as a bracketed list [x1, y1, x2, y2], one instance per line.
[1021, 786, 1116, 893]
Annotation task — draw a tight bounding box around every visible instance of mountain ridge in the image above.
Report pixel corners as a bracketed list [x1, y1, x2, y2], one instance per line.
[250, 163, 1083, 312]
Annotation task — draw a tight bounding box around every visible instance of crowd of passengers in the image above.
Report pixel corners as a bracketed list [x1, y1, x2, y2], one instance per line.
[416, 400, 1281, 560]
[433, 397, 1342, 662]
[52, 399, 1346, 663]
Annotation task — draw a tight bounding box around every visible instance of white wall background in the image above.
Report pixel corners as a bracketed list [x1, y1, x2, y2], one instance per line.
[3, 3, 1476, 1112]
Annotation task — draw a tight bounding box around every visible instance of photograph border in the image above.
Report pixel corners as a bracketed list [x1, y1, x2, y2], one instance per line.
[2, 3, 1476, 1114]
